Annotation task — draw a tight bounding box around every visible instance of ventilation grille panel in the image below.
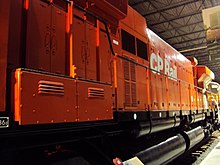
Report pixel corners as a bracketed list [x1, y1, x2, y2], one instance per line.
[123, 56, 137, 107]
[88, 88, 104, 99]
[38, 80, 64, 95]
[124, 60, 130, 80]
[124, 81, 131, 107]
[131, 82, 137, 107]
[130, 62, 136, 82]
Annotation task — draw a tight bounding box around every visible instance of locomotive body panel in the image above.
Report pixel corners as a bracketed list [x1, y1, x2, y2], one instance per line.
[116, 53, 137, 110]
[135, 61, 148, 110]
[13, 69, 77, 125]
[50, 4, 67, 74]
[13, 69, 113, 125]
[147, 28, 196, 112]
[26, 0, 68, 74]
[7, 0, 23, 69]
[181, 82, 191, 111]
[116, 6, 148, 111]
[0, 1, 11, 112]
[168, 79, 180, 111]
[120, 6, 147, 38]
[99, 30, 113, 84]
[198, 91, 204, 110]
[84, 22, 97, 80]
[149, 72, 167, 111]
[190, 86, 198, 111]
[116, 54, 149, 110]
[26, 0, 51, 72]
[77, 80, 113, 121]
[72, 14, 86, 78]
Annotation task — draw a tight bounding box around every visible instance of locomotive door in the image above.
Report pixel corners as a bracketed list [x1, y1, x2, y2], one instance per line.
[72, 10, 98, 81]
[72, 16, 85, 78]
[85, 22, 96, 80]
[26, 0, 67, 74]
[99, 30, 112, 84]
[51, 4, 66, 74]
[26, 0, 51, 72]
[0, 0, 11, 112]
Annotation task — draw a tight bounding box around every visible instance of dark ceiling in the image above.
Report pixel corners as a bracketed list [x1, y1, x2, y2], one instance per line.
[129, 0, 220, 83]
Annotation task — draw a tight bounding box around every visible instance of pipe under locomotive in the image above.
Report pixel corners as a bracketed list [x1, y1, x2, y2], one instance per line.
[0, 0, 219, 164]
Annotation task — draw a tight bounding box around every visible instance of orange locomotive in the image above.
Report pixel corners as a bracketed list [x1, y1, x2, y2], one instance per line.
[0, 0, 217, 132]
[0, 0, 219, 164]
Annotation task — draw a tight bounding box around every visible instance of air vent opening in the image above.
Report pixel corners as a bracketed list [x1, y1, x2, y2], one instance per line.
[88, 88, 105, 99]
[38, 80, 64, 95]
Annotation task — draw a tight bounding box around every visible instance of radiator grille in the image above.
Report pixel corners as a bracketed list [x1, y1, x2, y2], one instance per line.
[130, 60, 137, 107]
[123, 56, 137, 107]
[124, 60, 130, 80]
[38, 80, 64, 95]
[124, 81, 131, 106]
[130, 62, 136, 82]
[131, 82, 137, 107]
[88, 88, 104, 99]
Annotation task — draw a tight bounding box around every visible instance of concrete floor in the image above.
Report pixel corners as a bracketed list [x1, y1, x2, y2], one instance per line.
[200, 140, 220, 165]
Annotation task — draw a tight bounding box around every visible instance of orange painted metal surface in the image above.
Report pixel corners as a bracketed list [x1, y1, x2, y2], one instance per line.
[197, 66, 215, 80]
[99, 30, 113, 84]
[88, 0, 127, 21]
[136, 63, 148, 110]
[197, 66, 215, 89]
[117, 7, 205, 113]
[72, 6, 97, 81]
[190, 86, 198, 111]
[180, 82, 190, 111]
[26, 0, 67, 74]
[24, 0, 29, 10]
[116, 54, 149, 110]
[115, 6, 149, 111]
[168, 79, 180, 111]
[197, 91, 204, 110]
[0, 0, 11, 112]
[3, 0, 218, 126]
[71, 5, 114, 83]
[115, 56, 124, 110]
[71, 0, 127, 26]
[120, 6, 147, 34]
[7, 0, 23, 70]
[72, 8, 85, 78]
[77, 80, 113, 121]
[187, 57, 198, 66]
[13, 69, 77, 125]
[25, 0, 51, 72]
[146, 29, 192, 111]
[13, 69, 113, 125]
[85, 22, 97, 80]
[68, 1, 75, 78]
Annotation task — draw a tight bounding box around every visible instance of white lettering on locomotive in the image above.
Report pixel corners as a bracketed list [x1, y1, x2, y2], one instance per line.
[150, 53, 177, 80]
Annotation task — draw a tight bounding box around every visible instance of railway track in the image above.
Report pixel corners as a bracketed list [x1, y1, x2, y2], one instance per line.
[169, 130, 220, 165]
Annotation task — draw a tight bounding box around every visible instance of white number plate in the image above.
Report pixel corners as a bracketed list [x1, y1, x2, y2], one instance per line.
[0, 117, 9, 128]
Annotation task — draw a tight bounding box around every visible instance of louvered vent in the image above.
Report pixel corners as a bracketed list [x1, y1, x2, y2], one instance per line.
[124, 81, 130, 107]
[38, 80, 64, 95]
[88, 88, 104, 99]
[130, 59, 137, 107]
[131, 82, 137, 107]
[124, 60, 130, 80]
[123, 56, 137, 107]
[130, 61, 136, 82]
